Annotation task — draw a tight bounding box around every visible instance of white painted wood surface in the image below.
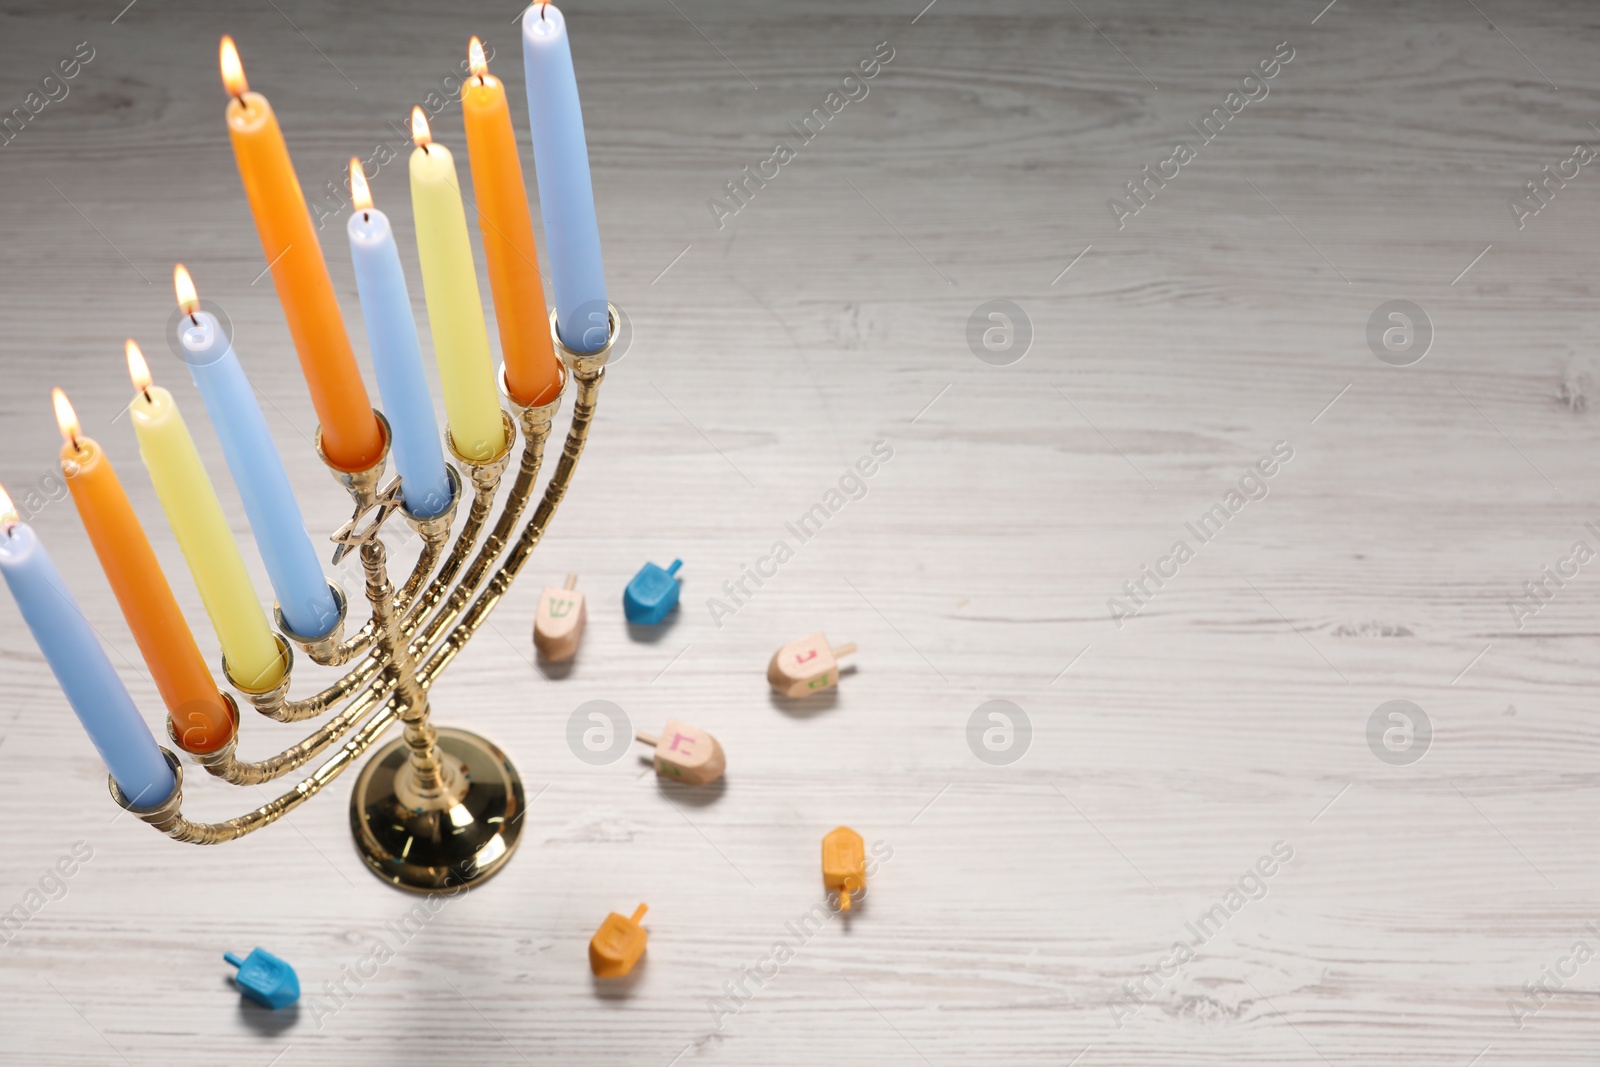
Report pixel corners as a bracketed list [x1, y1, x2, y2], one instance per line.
[1, 0, 1597, 1062]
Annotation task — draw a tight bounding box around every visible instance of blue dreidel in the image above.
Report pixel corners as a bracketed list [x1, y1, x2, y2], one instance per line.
[225, 947, 300, 1010]
[624, 559, 683, 624]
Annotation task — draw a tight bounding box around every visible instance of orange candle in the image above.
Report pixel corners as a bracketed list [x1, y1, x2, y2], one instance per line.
[461, 36, 563, 407]
[53, 389, 233, 754]
[219, 36, 383, 472]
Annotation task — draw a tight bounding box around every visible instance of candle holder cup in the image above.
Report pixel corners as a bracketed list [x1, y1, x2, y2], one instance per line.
[109, 306, 616, 892]
[274, 580, 349, 662]
[315, 409, 391, 510]
[399, 464, 463, 540]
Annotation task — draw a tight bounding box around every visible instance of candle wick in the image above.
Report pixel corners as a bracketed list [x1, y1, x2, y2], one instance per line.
[363, 211, 369, 222]
[477, 74, 485, 85]
[540, 2, 547, 20]
[141, 388, 152, 404]
[69, 433, 80, 453]
[189, 313, 199, 326]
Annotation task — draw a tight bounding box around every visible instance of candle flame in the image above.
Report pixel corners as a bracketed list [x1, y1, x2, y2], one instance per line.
[174, 264, 200, 316]
[219, 36, 248, 97]
[126, 340, 152, 394]
[52, 388, 81, 451]
[469, 37, 487, 78]
[0, 484, 16, 534]
[411, 106, 431, 149]
[349, 158, 372, 212]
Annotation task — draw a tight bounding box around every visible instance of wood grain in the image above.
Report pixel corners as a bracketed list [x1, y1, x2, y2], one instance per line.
[1, 0, 1599, 1063]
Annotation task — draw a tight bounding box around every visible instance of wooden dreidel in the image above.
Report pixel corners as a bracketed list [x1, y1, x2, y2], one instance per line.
[822, 826, 866, 911]
[768, 633, 856, 697]
[534, 573, 586, 661]
[589, 903, 648, 978]
[636, 719, 726, 785]
[624, 559, 682, 624]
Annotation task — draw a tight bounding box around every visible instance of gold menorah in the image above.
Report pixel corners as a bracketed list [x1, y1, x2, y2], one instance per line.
[108, 309, 614, 894]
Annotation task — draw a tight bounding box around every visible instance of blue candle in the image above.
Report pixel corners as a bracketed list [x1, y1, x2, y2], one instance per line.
[521, 2, 609, 352]
[0, 508, 174, 805]
[346, 165, 452, 519]
[173, 268, 340, 638]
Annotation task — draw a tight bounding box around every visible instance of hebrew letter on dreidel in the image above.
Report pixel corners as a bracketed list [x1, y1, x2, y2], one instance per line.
[534, 574, 587, 662]
[635, 718, 725, 784]
[767, 632, 856, 697]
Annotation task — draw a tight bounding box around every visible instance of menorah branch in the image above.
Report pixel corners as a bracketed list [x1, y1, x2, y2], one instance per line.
[116, 699, 402, 845]
[168, 689, 388, 786]
[425, 364, 601, 684]
[115, 307, 616, 892]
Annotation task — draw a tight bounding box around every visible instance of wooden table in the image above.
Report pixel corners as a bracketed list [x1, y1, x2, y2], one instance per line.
[0, 0, 1594, 1062]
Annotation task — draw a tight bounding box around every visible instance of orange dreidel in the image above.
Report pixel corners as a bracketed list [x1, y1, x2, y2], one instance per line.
[589, 903, 648, 978]
[635, 719, 726, 785]
[768, 632, 856, 697]
[821, 826, 866, 912]
[534, 573, 586, 661]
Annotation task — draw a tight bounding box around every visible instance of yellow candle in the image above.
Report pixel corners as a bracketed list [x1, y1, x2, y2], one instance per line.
[125, 341, 285, 692]
[408, 107, 506, 462]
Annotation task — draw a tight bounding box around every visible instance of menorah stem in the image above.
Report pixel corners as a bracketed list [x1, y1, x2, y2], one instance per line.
[360, 538, 449, 800]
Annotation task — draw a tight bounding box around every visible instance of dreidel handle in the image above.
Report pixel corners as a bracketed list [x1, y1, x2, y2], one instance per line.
[832, 642, 857, 659]
[564, 573, 578, 591]
[630, 904, 649, 923]
[635, 732, 659, 747]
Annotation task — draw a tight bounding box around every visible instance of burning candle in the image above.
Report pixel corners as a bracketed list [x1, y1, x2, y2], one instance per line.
[0, 485, 174, 805]
[521, 2, 609, 352]
[54, 388, 234, 754]
[346, 161, 452, 519]
[219, 35, 384, 472]
[409, 107, 507, 462]
[461, 36, 562, 406]
[173, 266, 340, 639]
[126, 341, 285, 691]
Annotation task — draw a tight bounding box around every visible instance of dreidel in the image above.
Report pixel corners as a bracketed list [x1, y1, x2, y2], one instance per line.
[768, 633, 856, 696]
[589, 903, 649, 978]
[636, 719, 726, 784]
[534, 573, 587, 661]
[822, 826, 866, 912]
[625, 559, 683, 624]
[225, 947, 300, 1010]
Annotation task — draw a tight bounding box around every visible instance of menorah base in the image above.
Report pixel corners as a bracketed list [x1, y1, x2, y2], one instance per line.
[349, 727, 525, 893]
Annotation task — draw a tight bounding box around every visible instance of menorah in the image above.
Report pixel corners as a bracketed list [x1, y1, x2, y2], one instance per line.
[107, 309, 613, 894]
